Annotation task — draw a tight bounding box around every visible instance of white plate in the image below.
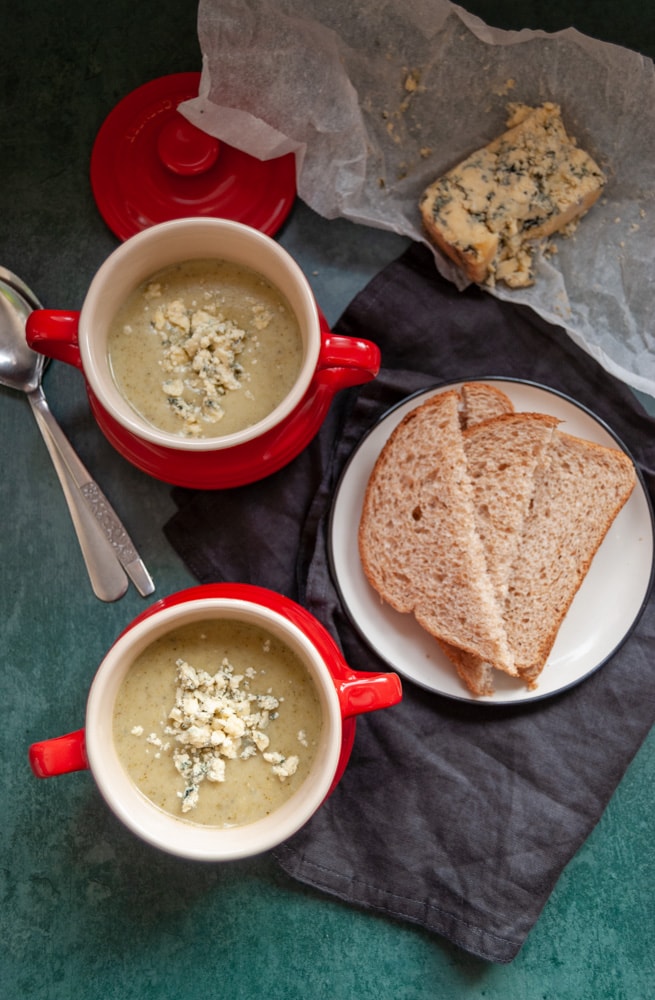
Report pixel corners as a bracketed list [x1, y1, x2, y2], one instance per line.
[328, 379, 655, 704]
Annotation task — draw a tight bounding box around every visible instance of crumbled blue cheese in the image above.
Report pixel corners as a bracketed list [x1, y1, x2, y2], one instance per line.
[142, 287, 276, 438]
[419, 102, 606, 288]
[132, 653, 302, 814]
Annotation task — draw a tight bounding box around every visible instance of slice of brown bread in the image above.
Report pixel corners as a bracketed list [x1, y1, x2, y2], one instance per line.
[459, 381, 515, 428]
[505, 429, 636, 687]
[358, 390, 516, 673]
[440, 411, 559, 695]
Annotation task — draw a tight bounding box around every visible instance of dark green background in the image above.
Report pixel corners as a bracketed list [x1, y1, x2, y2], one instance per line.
[1, 3, 653, 997]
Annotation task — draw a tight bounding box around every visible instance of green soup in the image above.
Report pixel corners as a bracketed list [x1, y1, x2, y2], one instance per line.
[112, 619, 323, 828]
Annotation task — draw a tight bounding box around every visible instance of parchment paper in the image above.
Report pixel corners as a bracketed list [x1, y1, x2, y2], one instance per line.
[181, 0, 655, 397]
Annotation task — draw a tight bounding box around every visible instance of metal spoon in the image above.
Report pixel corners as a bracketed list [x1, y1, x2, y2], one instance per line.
[0, 267, 154, 601]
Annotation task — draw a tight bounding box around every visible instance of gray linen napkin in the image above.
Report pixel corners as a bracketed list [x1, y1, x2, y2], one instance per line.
[164, 243, 655, 963]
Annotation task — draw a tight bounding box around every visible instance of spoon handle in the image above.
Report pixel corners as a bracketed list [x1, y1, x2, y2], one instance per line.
[27, 388, 154, 600]
[27, 391, 129, 601]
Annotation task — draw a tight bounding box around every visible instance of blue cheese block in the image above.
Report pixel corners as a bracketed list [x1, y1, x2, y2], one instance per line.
[419, 102, 606, 288]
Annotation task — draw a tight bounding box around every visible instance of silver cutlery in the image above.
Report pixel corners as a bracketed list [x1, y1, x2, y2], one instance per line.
[0, 266, 154, 600]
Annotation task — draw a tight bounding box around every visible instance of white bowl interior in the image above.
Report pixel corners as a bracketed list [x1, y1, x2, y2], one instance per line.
[85, 598, 342, 860]
[80, 218, 320, 451]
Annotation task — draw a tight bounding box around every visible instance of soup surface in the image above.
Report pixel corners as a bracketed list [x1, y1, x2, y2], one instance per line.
[112, 619, 323, 828]
[107, 259, 304, 438]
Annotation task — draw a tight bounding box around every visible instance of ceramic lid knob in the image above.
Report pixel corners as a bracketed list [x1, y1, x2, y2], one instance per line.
[156, 116, 220, 176]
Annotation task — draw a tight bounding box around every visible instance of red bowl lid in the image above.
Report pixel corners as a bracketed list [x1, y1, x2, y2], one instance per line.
[90, 72, 297, 241]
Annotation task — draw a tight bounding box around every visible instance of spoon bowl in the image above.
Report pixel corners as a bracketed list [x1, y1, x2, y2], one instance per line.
[0, 273, 44, 393]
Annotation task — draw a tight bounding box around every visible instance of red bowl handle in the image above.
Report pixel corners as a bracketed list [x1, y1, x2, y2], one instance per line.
[29, 728, 88, 778]
[26, 310, 84, 370]
[317, 332, 380, 376]
[337, 671, 403, 719]
[317, 307, 380, 388]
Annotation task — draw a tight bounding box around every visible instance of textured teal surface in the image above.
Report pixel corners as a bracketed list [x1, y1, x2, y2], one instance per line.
[1, 2, 654, 997]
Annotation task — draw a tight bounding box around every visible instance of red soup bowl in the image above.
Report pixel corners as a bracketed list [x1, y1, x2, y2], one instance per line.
[26, 218, 380, 489]
[29, 584, 402, 861]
